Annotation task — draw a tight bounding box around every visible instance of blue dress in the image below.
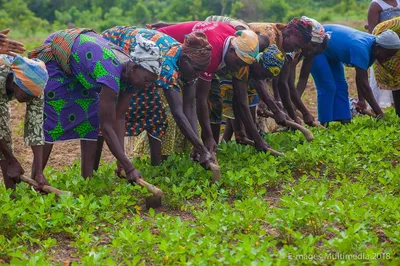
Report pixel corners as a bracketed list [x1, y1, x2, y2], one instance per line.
[311, 24, 376, 123]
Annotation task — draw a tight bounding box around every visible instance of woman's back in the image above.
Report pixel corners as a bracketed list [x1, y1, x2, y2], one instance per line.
[323, 24, 376, 70]
[372, 0, 400, 22]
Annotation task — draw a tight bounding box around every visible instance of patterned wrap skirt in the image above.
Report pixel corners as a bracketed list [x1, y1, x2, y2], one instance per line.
[43, 33, 127, 142]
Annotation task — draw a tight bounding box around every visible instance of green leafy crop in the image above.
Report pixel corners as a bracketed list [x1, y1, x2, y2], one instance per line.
[1, 111, 399, 265]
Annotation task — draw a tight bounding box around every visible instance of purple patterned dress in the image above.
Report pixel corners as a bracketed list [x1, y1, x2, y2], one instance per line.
[43, 32, 133, 143]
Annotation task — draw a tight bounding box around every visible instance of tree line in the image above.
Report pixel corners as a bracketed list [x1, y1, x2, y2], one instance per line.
[0, 0, 370, 35]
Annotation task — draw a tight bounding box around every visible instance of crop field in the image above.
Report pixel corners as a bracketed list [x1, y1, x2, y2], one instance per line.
[1, 20, 400, 264]
[1, 107, 399, 265]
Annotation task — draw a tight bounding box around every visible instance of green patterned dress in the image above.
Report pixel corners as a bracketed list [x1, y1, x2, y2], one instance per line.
[0, 61, 44, 159]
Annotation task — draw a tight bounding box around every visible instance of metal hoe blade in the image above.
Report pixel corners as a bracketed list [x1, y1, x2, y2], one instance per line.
[145, 195, 162, 209]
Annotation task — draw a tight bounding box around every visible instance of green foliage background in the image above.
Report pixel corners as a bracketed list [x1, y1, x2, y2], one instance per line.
[1, 0, 371, 36]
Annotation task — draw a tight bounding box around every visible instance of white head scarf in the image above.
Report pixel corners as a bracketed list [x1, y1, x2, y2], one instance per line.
[376, 30, 400, 49]
[130, 34, 162, 75]
[301, 16, 330, 44]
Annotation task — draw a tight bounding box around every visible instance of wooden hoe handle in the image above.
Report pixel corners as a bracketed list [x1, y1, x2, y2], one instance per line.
[135, 178, 164, 197]
[20, 176, 71, 197]
[261, 110, 315, 142]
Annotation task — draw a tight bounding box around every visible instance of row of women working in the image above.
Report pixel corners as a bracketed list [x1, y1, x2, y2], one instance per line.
[1, 16, 400, 192]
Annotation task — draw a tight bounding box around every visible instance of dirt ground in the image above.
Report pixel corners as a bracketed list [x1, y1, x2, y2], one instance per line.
[3, 66, 357, 176]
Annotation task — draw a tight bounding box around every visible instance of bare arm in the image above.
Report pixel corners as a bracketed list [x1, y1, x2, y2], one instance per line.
[232, 78, 269, 151]
[164, 89, 209, 155]
[114, 91, 134, 153]
[0, 101, 24, 180]
[251, 79, 287, 125]
[196, 79, 216, 152]
[0, 139, 24, 180]
[99, 86, 134, 172]
[252, 80, 278, 112]
[297, 56, 314, 97]
[31, 145, 50, 187]
[31, 145, 44, 175]
[288, 59, 314, 125]
[272, 78, 281, 102]
[278, 62, 299, 122]
[0, 29, 26, 55]
[182, 83, 198, 134]
[367, 3, 382, 33]
[0, 139, 15, 161]
[355, 67, 383, 116]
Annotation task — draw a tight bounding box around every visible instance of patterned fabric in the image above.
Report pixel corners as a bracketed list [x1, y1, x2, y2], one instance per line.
[286, 17, 314, 43]
[248, 22, 303, 59]
[209, 76, 223, 124]
[231, 30, 260, 64]
[200, 17, 251, 85]
[301, 16, 328, 44]
[125, 87, 167, 138]
[159, 21, 238, 81]
[250, 22, 301, 59]
[257, 44, 285, 77]
[380, 8, 400, 21]
[219, 74, 259, 119]
[102, 26, 185, 93]
[0, 55, 48, 97]
[231, 23, 298, 83]
[158, 88, 192, 155]
[371, 0, 400, 22]
[368, 2, 399, 107]
[249, 23, 286, 51]
[0, 63, 44, 160]
[29, 28, 95, 75]
[208, 73, 259, 123]
[131, 88, 193, 157]
[372, 17, 400, 90]
[130, 34, 162, 75]
[375, 0, 400, 22]
[205, 16, 250, 30]
[229, 66, 251, 83]
[102, 26, 190, 138]
[349, 97, 362, 117]
[43, 32, 131, 142]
